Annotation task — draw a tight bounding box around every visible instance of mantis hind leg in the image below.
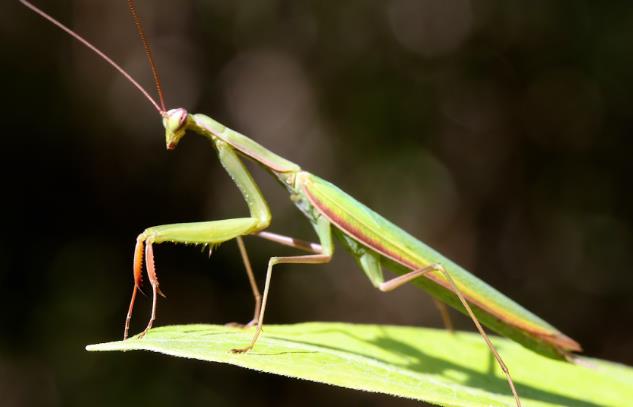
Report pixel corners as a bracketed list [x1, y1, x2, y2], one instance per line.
[379, 264, 521, 407]
[335, 231, 455, 333]
[432, 299, 454, 332]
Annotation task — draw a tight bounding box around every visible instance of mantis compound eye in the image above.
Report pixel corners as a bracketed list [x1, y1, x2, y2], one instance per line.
[163, 108, 189, 150]
[164, 108, 188, 131]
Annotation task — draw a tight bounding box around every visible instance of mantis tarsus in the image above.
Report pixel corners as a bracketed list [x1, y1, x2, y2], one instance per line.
[22, 1, 583, 406]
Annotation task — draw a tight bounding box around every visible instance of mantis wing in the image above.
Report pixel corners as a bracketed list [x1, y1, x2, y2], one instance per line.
[299, 172, 580, 359]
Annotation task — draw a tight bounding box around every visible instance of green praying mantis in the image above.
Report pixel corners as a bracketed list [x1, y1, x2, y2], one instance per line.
[22, 1, 583, 405]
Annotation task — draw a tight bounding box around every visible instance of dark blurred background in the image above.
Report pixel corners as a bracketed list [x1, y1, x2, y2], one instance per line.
[2, 1, 632, 406]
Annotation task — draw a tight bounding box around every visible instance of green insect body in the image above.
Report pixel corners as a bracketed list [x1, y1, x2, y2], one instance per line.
[159, 108, 580, 361]
[20, 1, 584, 403]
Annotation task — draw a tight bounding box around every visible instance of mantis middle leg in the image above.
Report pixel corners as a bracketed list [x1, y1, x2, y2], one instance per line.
[232, 216, 335, 353]
[230, 231, 325, 328]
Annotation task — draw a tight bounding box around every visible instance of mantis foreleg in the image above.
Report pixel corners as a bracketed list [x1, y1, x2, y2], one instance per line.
[124, 139, 271, 339]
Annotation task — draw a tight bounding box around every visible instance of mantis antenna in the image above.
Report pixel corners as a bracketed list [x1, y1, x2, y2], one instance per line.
[19, 0, 165, 115]
[126, 0, 166, 113]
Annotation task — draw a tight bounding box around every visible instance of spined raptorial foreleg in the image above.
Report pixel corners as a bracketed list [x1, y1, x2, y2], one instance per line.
[124, 218, 270, 339]
[124, 137, 272, 339]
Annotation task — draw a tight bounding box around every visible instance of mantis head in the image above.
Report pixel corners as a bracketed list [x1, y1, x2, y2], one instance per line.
[163, 108, 189, 150]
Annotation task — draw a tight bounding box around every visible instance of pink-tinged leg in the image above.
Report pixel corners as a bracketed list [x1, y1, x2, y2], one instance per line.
[432, 298, 454, 333]
[231, 253, 332, 354]
[227, 236, 262, 328]
[254, 231, 322, 254]
[228, 231, 324, 328]
[139, 241, 165, 338]
[124, 237, 145, 340]
[378, 264, 521, 407]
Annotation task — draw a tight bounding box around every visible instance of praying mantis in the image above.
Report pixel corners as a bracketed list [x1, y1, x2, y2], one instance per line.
[21, 1, 583, 406]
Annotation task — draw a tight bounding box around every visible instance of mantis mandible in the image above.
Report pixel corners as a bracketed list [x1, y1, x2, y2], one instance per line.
[21, 1, 583, 405]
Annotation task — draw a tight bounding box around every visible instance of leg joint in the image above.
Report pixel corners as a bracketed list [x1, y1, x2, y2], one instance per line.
[138, 230, 156, 244]
[430, 263, 445, 273]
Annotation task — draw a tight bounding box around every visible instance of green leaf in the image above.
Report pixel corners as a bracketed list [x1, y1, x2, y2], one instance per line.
[87, 323, 632, 407]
